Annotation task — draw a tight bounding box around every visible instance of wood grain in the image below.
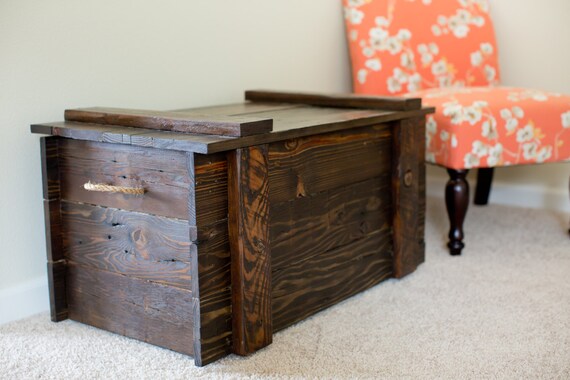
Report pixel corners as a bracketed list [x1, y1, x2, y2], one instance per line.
[228, 145, 272, 355]
[245, 90, 422, 111]
[189, 153, 233, 366]
[58, 139, 190, 219]
[65, 107, 273, 137]
[61, 201, 193, 289]
[32, 107, 434, 155]
[268, 125, 392, 203]
[67, 262, 195, 356]
[392, 117, 426, 277]
[40, 137, 68, 322]
[270, 176, 392, 269]
[272, 230, 393, 331]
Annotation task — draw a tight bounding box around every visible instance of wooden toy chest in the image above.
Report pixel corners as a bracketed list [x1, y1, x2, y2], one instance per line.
[32, 90, 433, 366]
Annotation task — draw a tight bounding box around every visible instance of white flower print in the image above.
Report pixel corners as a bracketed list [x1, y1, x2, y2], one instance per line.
[357, 69, 368, 84]
[500, 107, 524, 133]
[516, 124, 534, 143]
[481, 118, 498, 139]
[464, 153, 480, 168]
[561, 111, 570, 128]
[471, 51, 483, 67]
[386, 37, 403, 54]
[464, 105, 483, 125]
[451, 134, 458, 148]
[407, 73, 422, 92]
[522, 142, 538, 160]
[487, 143, 503, 166]
[362, 46, 375, 57]
[440, 130, 450, 141]
[536, 146, 552, 163]
[365, 58, 382, 71]
[472, 140, 488, 157]
[484, 65, 496, 81]
[346, 8, 365, 25]
[426, 116, 437, 134]
[442, 101, 463, 124]
[480, 43, 494, 55]
[375, 16, 389, 27]
[432, 60, 447, 75]
[397, 29, 412, 41]
[387, 76, 402, 93]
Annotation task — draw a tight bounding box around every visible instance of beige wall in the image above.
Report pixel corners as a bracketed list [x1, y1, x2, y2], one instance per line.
[0, 0, 568, 315]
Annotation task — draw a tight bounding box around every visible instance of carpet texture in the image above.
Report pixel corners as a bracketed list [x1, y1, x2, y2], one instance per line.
[1, 197, 569, 379]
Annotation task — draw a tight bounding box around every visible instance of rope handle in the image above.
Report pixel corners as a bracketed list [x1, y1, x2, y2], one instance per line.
[83, 181, 145, 195]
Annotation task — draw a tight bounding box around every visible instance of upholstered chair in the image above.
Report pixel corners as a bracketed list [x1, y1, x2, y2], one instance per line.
[343, 0, 570, 255]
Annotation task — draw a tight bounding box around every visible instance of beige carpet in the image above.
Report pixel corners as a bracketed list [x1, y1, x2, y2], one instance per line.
[1, 197, 569, 379]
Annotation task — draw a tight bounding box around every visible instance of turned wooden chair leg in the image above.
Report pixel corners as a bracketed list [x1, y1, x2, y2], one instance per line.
[446, 169, 470, 255]
[474, 168, 494, 205]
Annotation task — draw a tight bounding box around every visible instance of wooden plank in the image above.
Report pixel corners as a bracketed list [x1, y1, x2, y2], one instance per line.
[189, 152, 233, 366]
[40, 136, 68, 322]
[272, 230, 393, 331]
[32, 108, 434, 155]
[172, 102, 301, 115]
[270, 176, 392, 270]
[61, 201, 193, 289]
[228, 145, 272, 356]
[64, 107, 273, 137]
[190, 153, 228, 226]
[58, 139, 190, 219]
[268, 125, 392, 203]
[392, 117, 426, 278]
[47, 261, 67, 322]
[66, 262, 194, 356]
[245, 90, 422, 111]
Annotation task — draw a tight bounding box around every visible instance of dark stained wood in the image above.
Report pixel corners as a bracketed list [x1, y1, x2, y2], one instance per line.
[270, 176, 391, 269]
[189, 153, 228, 226]
[67, 262, 194, 356]
[446, 169, 470, 256]
[245, 90, 422, 111]
[32, 107, 434, 155]
[61, 201, 193, 289]
[58, 139, 190, 219]
[228, 145, 272, 355]
[47, 261, 67, 322]
[272, 230, 393, 331]
[189, 152, 233, 366]
[40, 137, 68, 322]
[64, 107, 273, 137]
[172, 102, 302, 115]
[474, 168, 494, 205]
[268, 125, 392, 203]
[391, 117, 426, 278]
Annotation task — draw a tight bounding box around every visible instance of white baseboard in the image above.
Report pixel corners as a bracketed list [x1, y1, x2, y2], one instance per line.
[426, 175, 570, 213]
[0, 276, 49, 325]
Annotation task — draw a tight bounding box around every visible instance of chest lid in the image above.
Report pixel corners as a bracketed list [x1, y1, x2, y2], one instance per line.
[31, 90, 432, 154]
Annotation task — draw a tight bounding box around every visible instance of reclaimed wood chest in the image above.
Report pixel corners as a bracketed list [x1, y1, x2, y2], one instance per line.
[32, 90, 433, 366]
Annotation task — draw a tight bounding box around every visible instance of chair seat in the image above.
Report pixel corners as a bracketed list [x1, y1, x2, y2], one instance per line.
[406, 86, 570, 169]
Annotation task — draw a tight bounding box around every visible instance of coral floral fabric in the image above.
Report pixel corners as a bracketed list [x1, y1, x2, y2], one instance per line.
[343, 0, 570, 168]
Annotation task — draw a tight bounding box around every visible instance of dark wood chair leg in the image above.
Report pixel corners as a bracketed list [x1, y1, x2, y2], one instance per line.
[446, 169, 470, 256]
[474, 168, 494, 205]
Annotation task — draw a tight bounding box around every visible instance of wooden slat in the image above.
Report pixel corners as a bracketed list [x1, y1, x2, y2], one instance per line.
[58, 139, 190, 219]
[64, 107, 273, 137]
[67, 262, 194, 356]
[40, 137, 68, 322]
[268, 125, 392, 203]
[270, 176, 392, 270]
[245, 90, 422, 111]
[47, 261, 67, 322]
[172, 102, 301, 115]
[189, 152, 233, 366]
[33, 108, 435, 156]
[61, 201, 193, 289]
[228, 145, 272, 356]
[392, 117, 426, 278]
[272, 230, 393, 331]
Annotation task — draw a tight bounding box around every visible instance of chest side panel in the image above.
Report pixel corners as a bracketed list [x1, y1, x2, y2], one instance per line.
[268, 124, 395, 331]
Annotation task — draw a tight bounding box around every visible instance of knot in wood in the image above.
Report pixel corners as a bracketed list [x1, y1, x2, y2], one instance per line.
[404, 170, 413, 187]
